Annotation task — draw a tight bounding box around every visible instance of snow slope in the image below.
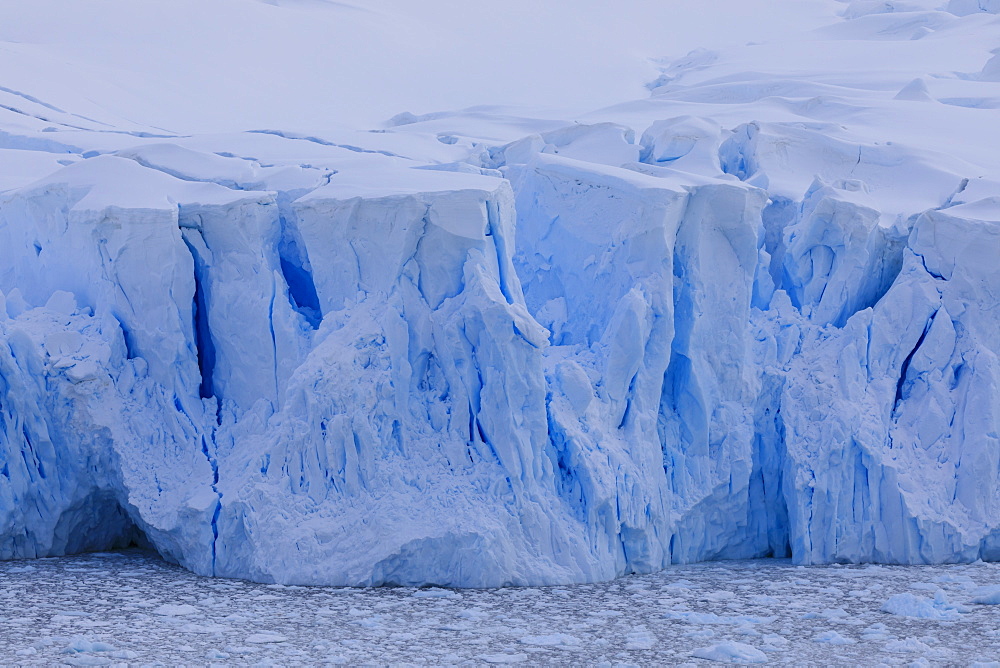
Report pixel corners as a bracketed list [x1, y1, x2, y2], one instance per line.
[1, 0, 1000, 585]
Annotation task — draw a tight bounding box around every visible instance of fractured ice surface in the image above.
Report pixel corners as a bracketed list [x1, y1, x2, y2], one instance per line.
[2, 0, 1000, 586]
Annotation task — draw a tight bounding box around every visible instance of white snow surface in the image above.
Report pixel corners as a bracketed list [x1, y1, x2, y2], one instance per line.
[1, 0, 1000, 587]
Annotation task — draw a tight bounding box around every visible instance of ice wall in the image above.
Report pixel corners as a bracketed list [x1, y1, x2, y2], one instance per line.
[2, 116, 1000, 586]
[770, 201, 1000, 564]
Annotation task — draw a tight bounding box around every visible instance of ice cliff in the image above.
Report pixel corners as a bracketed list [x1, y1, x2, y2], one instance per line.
[2, 0, 1000, 586]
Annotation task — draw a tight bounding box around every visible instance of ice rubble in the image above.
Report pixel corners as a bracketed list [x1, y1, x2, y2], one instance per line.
[1, 0, 1000, 586]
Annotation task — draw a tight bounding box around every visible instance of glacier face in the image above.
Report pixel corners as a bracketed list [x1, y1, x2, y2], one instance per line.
[2, 1, 1000, 586]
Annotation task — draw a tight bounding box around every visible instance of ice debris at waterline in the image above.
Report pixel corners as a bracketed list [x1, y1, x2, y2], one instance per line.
[2, 0, 1000, 587]
[4, 551, 1000, 665]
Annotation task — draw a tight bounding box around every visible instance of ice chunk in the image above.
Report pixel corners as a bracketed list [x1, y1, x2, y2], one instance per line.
[691, 641, 767, 663]
[152, 604, 199, 616]
[813, 630, 856, 644]
[479, 654, 529, 664]
[245, 633, 288, 643]
[881, 593, 962, 620]
[884, 637, 933, 653]
[971, 586, 1000, 604]
[518, 634, 581, 647]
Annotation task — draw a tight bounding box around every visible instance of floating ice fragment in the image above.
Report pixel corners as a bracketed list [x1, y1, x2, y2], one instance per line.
[591, 609, 624, 617]
[971, 586, 1000, 604]
[518, 633, 581, 647]
[624, 626, 656, 650]
[880, 593, 962, 620]
[245, 633, 288, 643]
[178, 622, 233, 633]
[63, 637, 116, 653]
[884, 637, 932, 653]
[478, 653, 529, 664]
[62, 656, 112, 667]
[411, 587, 461, 599]
[691, 641, 768, 664]
[7, 566, 36, 573]
[152, 604, 199, 616]
[702, 591, 736, 602]
[665, 610, 775, 625]
[813, 630, 856, 644]
[684, 628, 715, 639]
[800, 607, 849, 620]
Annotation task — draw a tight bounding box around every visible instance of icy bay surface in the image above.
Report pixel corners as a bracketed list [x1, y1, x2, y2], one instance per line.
[3, 550, 1000, 665]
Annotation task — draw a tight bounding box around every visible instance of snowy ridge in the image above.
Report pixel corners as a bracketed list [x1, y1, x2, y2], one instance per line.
[1, 0, 1000, 585]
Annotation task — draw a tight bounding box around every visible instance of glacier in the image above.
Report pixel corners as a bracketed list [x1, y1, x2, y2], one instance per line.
[1, 0, 1000, 587]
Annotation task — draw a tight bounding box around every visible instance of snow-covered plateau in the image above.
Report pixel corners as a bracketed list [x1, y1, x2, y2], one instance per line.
[2, 0, 1000, 589]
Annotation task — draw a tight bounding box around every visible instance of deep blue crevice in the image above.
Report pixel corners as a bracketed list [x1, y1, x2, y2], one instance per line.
[209, 498, 221, 574]
[485, 200, 515, 305]
[178, 221, 227, 595]
[545, 397, 587, 521]
[660, 351, 707, 454]
[192, 269, 216, 399]
[951, 361, 966, 390]
[659, 238, 706, 460]
[893, 310, 937, 411]
[183, 236, 217, 399]
[914, 250, 946, 281]
[277, 216, 322, 329]
[748, 378, 792, 559]
[391, 419, 404, 454]
[760, 196, 797, 294]
[20, 425, 46, 481]
[201, 435, 220, 487]
[718, 124, 758, 181]
[618, 373, 638, 430]
[474, 418, 504, 470]
[279, 256, 322, 328]
[112, 313, 137, 359]
[200, 434, 222, 574]
[467, 406, 476, 447]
